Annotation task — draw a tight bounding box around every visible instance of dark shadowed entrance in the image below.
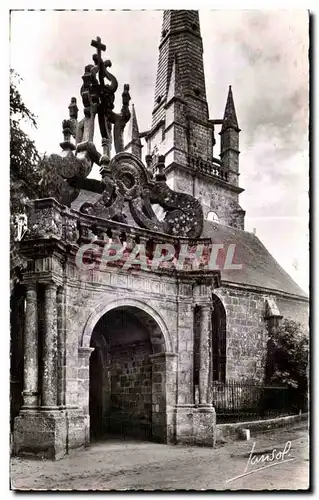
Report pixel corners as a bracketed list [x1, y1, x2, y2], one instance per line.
[89, 305, 166, 441]
[211, 295, 226, 383]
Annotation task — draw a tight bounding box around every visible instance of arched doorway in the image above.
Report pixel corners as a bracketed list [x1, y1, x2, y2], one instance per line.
[211, 295, 226, 383]
[88, 305, 168, 441]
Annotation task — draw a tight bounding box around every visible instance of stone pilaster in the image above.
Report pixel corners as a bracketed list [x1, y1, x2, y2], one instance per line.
[22, 284, 39, 407]
[78, 347, 94, 415]
[150, 352, 177, 443]
[42, 283, 58, 407]
[198, 304, 212, 405]
[78, 347, 95, 446]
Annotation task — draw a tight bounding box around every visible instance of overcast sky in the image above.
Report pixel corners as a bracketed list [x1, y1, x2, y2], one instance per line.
[10, 10, 309, 292]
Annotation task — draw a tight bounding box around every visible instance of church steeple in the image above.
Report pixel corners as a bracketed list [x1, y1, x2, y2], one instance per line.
[147, 10, 212, 177]
[147, 10, 245, 230]
[152, 10, 208, 129]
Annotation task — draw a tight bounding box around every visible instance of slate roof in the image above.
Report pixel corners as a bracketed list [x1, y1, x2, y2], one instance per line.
[71, 189, 102, 212]
[202, 220, 308, 299]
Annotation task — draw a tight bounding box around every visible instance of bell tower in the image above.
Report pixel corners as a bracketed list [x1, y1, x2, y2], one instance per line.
[145, 10, 245, 230]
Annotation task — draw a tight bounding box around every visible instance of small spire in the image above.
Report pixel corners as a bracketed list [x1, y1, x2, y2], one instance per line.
[129, 104, 141, 145]
[166, 54, 182, 102]
[124, 104, 142, 159]
[221, 85, 239, 132]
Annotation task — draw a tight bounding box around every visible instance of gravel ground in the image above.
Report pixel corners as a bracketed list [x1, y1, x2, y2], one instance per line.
[10, 421, 309, 491]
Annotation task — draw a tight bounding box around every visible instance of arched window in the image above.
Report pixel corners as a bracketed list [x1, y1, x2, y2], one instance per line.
[207, 211, 219, 223]
[211, 295, 226, 383]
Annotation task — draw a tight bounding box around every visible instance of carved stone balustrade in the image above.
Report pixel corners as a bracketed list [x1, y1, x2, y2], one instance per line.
[21, 197, 221, 285]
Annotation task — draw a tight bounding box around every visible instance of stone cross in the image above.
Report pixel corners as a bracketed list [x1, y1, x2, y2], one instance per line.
[91, 36, 107, 92]
[91, 36, 106, 63]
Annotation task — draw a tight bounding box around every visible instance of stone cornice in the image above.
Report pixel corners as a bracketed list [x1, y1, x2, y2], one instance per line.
[164, 161, 245, 194]
[220, 147, 241, 155]
[186, 113, 214, 129]
[164, 95, 186, 109]
[164, 121, 188, 134]
[220, 279, 309, 302]
[147, 117, 165, 135]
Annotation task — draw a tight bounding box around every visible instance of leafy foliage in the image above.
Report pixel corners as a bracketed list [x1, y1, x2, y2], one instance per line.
[268, 318, 309, 411]
[10, 69, 42, 213]
[10, 70, 44, 287]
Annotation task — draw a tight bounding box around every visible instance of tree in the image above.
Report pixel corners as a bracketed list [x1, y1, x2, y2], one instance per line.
[269, 318, 309, 411]
[10, 69, 41, 214]
[10, 70, 42, 288]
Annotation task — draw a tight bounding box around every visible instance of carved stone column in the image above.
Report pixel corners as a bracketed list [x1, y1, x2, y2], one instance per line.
[57, 287, 65, 407]
[42, 283, 58, 407]
[22, 284, 39, 407]
[198, 304, 212, 405]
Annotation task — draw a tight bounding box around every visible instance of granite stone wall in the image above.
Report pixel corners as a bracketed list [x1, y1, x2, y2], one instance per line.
[108, 341, 153, 438]
[166, 167, 244, 228]
[195, 177, 242, 227]
[213, 286, 309, 384]
[276, 296, 309, 328]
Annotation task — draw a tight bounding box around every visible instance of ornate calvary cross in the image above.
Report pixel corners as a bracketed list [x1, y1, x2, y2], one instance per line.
[74, 35, 131, 165]
[91, 36, 107, 92]
[91, 36, 106, 58]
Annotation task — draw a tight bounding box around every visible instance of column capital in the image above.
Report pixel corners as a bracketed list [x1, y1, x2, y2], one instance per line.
[43, 282, 58, 300]
[45, 282, 58, 290]
[149, 352, 178, 362]
[78, 346, 95, 358]
[194, 302, 213, 312]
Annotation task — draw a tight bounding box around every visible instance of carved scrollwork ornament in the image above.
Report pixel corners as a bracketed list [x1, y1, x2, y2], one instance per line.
[87, 152, 203, 238]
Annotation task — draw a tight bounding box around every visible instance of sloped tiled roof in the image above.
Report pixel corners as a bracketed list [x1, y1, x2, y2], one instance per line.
[71, 189, 102, 211]
[202, 220, 308, 298]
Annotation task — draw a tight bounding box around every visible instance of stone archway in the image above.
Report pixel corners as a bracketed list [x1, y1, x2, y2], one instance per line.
[82, 298, 173, 352]
[81, 300, 176, 443]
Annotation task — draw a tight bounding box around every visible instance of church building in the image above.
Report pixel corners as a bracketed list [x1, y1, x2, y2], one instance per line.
[11, 10, 308, 459]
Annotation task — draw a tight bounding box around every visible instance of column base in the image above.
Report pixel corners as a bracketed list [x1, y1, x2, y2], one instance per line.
[152, 406, 176, 444]
[22, 391, 39, 407]
[13, 408, 90, 460]
[174, 404, 216, 446]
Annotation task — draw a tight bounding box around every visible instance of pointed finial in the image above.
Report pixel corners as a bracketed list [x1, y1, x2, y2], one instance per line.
[130, 104, 141, 144]
[221, 85, 239, 132]
[124, 103, 142, 159]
